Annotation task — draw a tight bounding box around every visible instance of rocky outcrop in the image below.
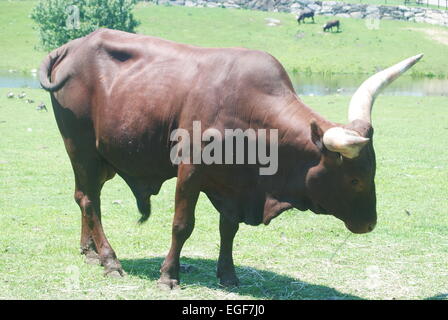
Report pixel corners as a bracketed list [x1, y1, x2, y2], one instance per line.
[151, 0, 448, 27]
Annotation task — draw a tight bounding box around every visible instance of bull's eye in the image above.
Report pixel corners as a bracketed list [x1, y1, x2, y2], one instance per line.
[351, 179, 359, 186]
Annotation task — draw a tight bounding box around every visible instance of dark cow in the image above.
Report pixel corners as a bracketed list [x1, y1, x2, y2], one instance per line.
[297, 10, 315, 24]
[323, 20, 340, 32]
[39, 29, 422, 288]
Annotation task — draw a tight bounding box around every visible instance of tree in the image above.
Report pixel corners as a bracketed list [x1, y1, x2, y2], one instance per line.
[31, 0, 140, 51]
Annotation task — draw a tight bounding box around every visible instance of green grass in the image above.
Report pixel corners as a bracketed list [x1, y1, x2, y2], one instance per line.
[1, 88, 447, 299]
[0, 0, 44, 72]
[0, 1, 448, 77]
[134, 3, 448, 77]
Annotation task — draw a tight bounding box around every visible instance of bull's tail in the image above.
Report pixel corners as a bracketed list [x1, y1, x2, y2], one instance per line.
[136, 196, 151, 224]
[39, 44, 71, 92]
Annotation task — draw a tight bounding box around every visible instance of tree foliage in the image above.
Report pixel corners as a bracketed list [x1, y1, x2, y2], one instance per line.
[31, 0, 140, 51]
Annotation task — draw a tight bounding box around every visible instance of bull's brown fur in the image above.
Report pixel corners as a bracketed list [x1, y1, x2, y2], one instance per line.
[41, 29, 381, 287]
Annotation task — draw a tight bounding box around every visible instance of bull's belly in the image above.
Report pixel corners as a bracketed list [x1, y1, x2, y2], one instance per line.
[96, 135, 177, 194]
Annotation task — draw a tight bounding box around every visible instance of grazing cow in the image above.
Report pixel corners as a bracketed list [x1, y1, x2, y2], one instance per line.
[323, 20, 340, 32]
[39, 29, 422, 288]
[297, 10, 315, 24]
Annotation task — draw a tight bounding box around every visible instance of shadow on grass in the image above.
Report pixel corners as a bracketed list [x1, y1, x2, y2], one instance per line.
[424, 293, 448, 300]
[121, 257, 362, 300]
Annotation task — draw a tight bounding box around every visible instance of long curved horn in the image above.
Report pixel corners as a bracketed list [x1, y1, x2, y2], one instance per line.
[348, 54, 423, 124]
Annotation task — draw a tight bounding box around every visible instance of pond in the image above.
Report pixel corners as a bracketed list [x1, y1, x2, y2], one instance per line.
[1, 70, 448, 97]
[290, 73, 448, 97]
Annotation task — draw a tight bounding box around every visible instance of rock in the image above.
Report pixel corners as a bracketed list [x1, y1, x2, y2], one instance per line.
[185, 0, 196, 6]
[265, 17, 281, 24]
[404, 11, 414, 19]
[335, 13, 350, 19]
[350, 11, 363, 19]
[308, 4, 320, 11]
[366, 5, 379, 13]
[224, 2, 240, 9]
[206, 2, 220, 8]
[157, 0, 448, 28]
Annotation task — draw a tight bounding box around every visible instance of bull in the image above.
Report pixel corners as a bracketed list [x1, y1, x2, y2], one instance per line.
[39, 29, 422, 288]
[323, 20, 340, 32]
[297, 10, 315, 24]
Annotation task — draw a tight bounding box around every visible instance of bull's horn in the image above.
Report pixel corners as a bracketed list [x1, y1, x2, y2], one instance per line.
[348, 54, 423, 124]
[323, 127, 370, 159]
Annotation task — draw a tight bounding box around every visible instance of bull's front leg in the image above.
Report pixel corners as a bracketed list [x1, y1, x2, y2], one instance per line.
[217, 214, 240, 287]
[159, 164, 200, 289]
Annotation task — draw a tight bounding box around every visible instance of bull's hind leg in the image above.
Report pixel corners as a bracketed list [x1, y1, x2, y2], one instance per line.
[72, 159, 124, 277]
[159, 164, 200, 289]
[217, 214, 239, 287]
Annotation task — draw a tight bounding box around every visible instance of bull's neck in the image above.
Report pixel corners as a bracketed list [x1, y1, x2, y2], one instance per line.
[256, 95, 336, 202]
[271, 95, 335, 152]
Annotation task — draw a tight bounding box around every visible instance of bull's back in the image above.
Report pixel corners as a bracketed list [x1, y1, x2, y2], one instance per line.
[49, 29, 294, 181]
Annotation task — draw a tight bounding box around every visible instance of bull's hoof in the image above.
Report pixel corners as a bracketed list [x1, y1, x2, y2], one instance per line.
[218, 275, 240, 288]
[104, 269, 125, 278]
[157, 276, 180, 290]
[102, 258, 125, 277]
[84, 251, 101, 265]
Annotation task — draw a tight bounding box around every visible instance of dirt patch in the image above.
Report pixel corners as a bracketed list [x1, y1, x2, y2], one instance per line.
[406, 27, 448, 46]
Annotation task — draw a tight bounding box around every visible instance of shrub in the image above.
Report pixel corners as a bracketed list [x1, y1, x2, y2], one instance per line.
[31, 0, 140, 51]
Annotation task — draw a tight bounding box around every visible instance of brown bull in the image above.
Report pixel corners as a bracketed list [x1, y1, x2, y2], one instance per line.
[39, 28, 422, 288]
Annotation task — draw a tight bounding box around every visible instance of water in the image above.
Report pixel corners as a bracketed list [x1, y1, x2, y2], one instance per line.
[291, 73, 448, 97]
[2, 70, 448, 97]
[0, 71, 41, 89]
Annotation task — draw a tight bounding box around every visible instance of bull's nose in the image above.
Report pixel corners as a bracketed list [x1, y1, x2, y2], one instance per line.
[345, 221, 376, 234]
[367, 221, 376, 232]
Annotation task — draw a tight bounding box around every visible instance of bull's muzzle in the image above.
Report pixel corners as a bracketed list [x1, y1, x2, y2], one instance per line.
[344, 220, 376, 234]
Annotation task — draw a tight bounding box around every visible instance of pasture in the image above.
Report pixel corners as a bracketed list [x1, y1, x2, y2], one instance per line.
[1, 89, 447, 299]
[0, 0, 447, 300]
[1, 1, 448, 77]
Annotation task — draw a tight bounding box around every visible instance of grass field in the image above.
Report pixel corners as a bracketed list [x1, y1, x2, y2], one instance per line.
[1, 1, 448, 77]
[1, 88, 447, 300]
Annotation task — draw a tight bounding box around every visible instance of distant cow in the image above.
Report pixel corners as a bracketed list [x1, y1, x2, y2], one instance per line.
[297, 10, 314, 24]
[323, 20, 340, 32]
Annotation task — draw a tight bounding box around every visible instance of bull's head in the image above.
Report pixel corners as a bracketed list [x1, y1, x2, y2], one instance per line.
[305, 54, 423, 234]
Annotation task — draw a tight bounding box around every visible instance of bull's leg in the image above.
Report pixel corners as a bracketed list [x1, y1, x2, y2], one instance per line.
[73, 161, 123, 277]
[80, 210, 100, 265]
[311, 16, 315, 23]
[159, 164, 200, 289]
[217, 214, 239, 287]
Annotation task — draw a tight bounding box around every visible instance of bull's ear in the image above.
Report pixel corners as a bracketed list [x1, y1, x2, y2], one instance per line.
[310, 120, 343, 165]
[310, 120, 325, 152]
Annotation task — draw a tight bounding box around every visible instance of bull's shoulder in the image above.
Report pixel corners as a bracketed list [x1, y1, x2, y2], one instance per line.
[229, 48, 295, 95]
